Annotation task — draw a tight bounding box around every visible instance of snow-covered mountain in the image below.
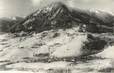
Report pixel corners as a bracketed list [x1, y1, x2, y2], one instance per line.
[0, 17, 23, 32]
[11, 2, 114, 33]
[0, 2, 114, 73]
[1, 2, 113, 60]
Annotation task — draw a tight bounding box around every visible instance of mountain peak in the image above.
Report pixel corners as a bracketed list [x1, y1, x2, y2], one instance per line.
[10, 2, 114, 33]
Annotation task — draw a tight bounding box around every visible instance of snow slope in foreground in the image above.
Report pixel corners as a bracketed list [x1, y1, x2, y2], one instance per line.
[97, 46, 114, 59]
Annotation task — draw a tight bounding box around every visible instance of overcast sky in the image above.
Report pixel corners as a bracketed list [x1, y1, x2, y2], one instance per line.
[0, 0, 114, 17]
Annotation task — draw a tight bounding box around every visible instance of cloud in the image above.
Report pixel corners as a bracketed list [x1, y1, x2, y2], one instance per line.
[68, 0, 114, 13]
[0, 0, 114, 17]
[31, 0, 68, 8]
[31, 0, 114, 12]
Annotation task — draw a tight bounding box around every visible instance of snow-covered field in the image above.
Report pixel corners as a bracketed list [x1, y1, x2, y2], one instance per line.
[0, 30, 114, 73]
